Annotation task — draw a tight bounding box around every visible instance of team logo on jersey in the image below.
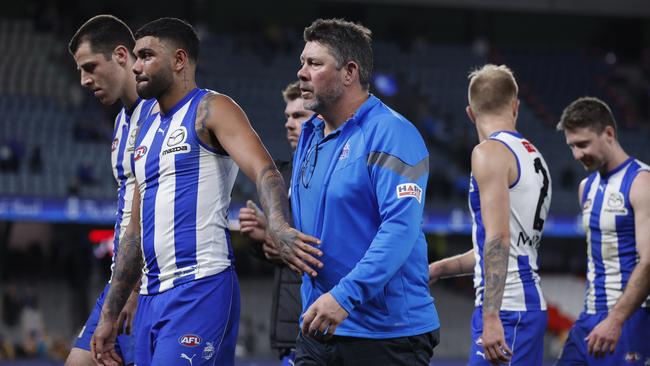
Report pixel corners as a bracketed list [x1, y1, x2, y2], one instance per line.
[625, 352, 641, 362]
[111, 138, 119, 152]
[396, 183, 422, 203]
[605, 192, 628, 215]
[339, 142, 350, 160]
[179, 334, 202, 347]
[202, 342, 215, 360]
[162, 127, 190, 156]
[583, 198, 592, 211]
[134, 146, 148, 161]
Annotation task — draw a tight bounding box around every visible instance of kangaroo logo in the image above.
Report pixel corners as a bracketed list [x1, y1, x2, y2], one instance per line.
[180, 353, 196, 365]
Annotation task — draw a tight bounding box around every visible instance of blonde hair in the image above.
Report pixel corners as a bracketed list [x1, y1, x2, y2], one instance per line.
[468, 64, 518, 114]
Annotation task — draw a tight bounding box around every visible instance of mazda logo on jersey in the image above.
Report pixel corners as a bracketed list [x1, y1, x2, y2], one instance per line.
[133, 146, 147, 161]
[607, 192, 624, 208]
[179, 334, 202, 347]
[127, 128, 138, 149]
[167, 128, 186, 147]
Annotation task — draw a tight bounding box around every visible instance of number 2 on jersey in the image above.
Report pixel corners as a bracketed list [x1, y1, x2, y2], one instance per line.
[533, 157, 549, 231]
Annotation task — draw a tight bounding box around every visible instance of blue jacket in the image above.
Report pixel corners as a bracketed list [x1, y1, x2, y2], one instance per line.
[291, 95, 440, 338]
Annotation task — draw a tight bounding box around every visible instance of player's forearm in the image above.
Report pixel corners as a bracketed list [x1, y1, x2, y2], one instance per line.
[433, 250, 475, 277]
[256, 163, 292, 233]
[102, 232, 144, 321]
[609, 260, 650, 323]
[482, 235, 509, 317]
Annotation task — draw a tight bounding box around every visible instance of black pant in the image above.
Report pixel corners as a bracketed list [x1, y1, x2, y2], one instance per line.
[295, 329, 440, 366]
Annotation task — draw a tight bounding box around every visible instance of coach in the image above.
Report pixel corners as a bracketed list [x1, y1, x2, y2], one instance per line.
[277, 18, 440, 366]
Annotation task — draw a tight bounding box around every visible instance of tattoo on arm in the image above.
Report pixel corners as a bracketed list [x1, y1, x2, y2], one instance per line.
[194, 94, 221, 150]
[104, 233, 143, 319]
[482, 235, 509, 314]
[256, 163, 293, 244]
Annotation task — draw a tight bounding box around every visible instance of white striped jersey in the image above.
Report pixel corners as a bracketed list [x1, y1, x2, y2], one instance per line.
[110, 98, 157, 280]
[581, 158, 650, 313]
[133, 88, 238, 295]
[470, 131, 551, 311]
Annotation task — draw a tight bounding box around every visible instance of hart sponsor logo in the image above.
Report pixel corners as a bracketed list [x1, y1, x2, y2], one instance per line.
[396, 183, 422, 203]
[111, 138, 119, 151]
[179, 334, 202, 347]
[134, 146, 147, 161]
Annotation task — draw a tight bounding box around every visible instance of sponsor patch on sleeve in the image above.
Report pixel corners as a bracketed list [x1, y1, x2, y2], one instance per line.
[396, 183, 422, 203]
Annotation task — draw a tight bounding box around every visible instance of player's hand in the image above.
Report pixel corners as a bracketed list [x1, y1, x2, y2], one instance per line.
[586, 315, 622, 357]
[301, 292, 349, 340]
[428, 262, 442, 286]
[268, 222, 323, 277]
[91, 313, 123, 366]
[238, 200, 267, 242]
[116, 290, 138, 335]
[262, 238, 282, 262]
[480, 314, 512, 364]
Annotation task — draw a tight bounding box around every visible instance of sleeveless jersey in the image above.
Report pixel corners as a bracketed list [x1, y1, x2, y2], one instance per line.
[110, 98, 157, 279]
[470, 131, 551, 311]
[133, 88, 238, 295]
[580, 157, 650, 313]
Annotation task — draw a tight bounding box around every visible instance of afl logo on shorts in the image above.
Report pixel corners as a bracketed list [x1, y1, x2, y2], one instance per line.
[111, 138, 119, 152]
[134, 146, 148, 161]
[178, 334, 202, 347]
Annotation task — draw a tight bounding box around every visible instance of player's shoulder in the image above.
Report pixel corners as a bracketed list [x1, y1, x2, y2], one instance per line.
[630, 169, 650, 195]
[472, 139, 511, 160]
[196, 90, 244, 118]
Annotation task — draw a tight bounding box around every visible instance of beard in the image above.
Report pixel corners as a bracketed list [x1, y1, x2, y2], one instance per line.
[303, 81, 345, 114]
[136, 67, 173, 100]
[580, 156, 604, 172]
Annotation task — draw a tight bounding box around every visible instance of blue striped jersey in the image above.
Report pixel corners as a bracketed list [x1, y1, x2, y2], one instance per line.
[580, 157, 650, 314]
[110, 98, 157, 280]
[133, 88, 238, 295]
[470, 131, 551, 311]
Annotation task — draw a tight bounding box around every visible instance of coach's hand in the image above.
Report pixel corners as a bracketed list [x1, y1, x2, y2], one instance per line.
[269, 222, 323, 277]
[116, 290, 138, 335]
[480, 314, 512, 364]
[586, 315, 622, 357]
[302, 293, 349, 340]
[91, 313, 122, 366]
